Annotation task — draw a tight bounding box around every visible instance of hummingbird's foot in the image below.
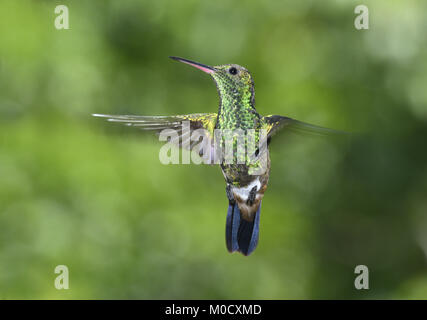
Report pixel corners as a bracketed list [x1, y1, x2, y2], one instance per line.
[246, 186, 258, 206]
[226, 184, 235, 204]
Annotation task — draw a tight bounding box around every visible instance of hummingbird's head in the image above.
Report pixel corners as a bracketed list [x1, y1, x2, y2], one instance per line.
[170, 56, 255, 107]
[210, 64, 254, 92]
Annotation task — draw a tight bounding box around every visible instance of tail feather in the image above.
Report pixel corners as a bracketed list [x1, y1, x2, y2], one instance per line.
[226, 202, 240, 252]
[225, 201, 261, 256]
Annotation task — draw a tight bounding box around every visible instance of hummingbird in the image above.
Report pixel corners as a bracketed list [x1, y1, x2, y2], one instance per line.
[93, 56, 342, 256]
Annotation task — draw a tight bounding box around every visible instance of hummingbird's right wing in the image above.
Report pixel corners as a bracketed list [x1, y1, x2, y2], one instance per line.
[93, 112, 217, 156]
[264, 115, 348, 138]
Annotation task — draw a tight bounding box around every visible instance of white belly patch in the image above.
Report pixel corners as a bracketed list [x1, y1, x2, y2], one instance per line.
[232, 178, 261, 201]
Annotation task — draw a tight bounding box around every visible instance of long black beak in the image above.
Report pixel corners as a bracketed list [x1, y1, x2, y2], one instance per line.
[169, 56, 216, 74]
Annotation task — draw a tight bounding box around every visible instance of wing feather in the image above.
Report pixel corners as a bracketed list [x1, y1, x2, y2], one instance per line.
[93, 113, 217, 158]
[264, 115, 348, 138]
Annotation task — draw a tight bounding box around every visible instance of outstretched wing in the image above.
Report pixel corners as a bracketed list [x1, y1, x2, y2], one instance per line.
[264, 115, 347, 138]
[93, 113, 217, 152]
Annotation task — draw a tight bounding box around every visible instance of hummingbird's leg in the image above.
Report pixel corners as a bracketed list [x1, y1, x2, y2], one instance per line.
[226, 184, 235, 204]
[247, 186, 258, 206]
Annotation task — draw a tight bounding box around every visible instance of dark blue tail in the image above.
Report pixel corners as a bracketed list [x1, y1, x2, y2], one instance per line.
[226, 202, 261, 256]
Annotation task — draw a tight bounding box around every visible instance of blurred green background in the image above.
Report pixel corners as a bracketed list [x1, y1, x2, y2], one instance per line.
[1, 0, 427, 299]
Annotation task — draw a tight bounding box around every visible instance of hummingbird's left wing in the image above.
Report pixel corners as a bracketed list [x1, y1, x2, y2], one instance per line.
[93, 112, 217, 156]
[264, 115, 347, 138]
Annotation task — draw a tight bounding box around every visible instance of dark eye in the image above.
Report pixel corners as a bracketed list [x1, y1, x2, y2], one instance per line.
[229, 67, 238, 75]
